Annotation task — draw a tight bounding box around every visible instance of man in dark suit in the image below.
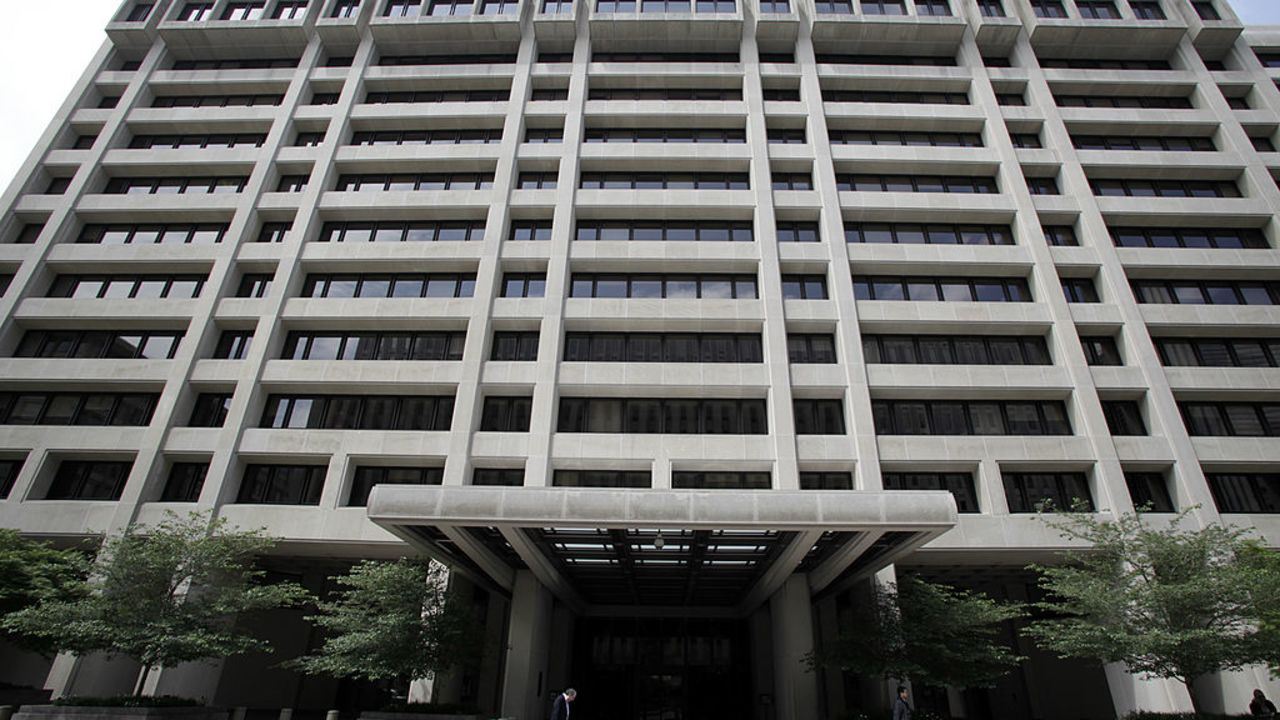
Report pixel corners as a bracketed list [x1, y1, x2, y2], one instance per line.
[892, 686, 913, 720]
[550, 688, 577, 720]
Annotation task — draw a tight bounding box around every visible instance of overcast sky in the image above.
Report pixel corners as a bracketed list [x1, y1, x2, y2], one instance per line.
[1, 0, 1279, 191]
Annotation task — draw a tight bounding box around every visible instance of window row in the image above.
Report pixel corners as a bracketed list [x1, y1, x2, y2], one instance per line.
[579, 173, 748, 190]
[104, 177, 248, 195]
[364, 89, 510, 104]
[283, 331, 466, 361]
[569, 274, 758, 299]
[862, 334, 1050, 366]
[871, 400, 1072, 436]
[350, 129, 503, 146]
[1179, 402, 1280, 438]
[588, 87, 742, 101]
[49, 275, 206, 300]
[262, 394, 455, 431]
[1055, 94, 1191, 109]
[836, 174, 998, 194]
[1072, 135, 1214, 152]
[78, 223, 228, 245]
[0, 392, 158, 427]
[1110, 227, 1267, 250]
[557, 398, 768, 434]
[15, 330, 184, 360]
[301, 274, 476, 299]
[152, 94, 282, 108]
[583, 128, 746, 144]
[1090, 178, 1240, 198]
[335, 173, 494, 192]
[318, 221, 486, 243]
[844, 223, 1014, 246]
[563, 332, 763, 363]
[1131, 280, 1280, 306]
[1156, 337, 1280, 368]
[853, 276, 1032, 303]
[574, 221, 753, 243]
[128, 134, 266, 150]
[822, 90, 968, 105]
[828, 129, 982, 147]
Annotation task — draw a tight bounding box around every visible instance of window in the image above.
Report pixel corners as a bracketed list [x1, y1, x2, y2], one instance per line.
[16, 330, 184, 360]
[1075, 0, 1119, 19]
[162, 463, 209, 502]
[996, 93, 1026, 106]
[1040, 58, 1171, 71]
[73, 135, 97, 149]
[1081, 336, 1122, 366]
[126, 3, 155, 21]
[480, 397, 533, 432]
[788, 334, 837, 364]
[13, 223, 44, 245]
[214, 331, 254, 360]
[781, 275, 828, 300]
[525, 128, 563, 144]
[49, 274, 206, 300]
[303, 273, 477, 298]
[379, 53, 518, 66]
[45, 461, 133, 501]
[1156, 337, 1280, 368]
[349, 467, 442, 506]
[837, 174, 997, 194]
[915, 0, 949, 15]
[576, 221, 752, 243]
[274, 0, 311, 18]
[332, 0, 362, 16]
[1131, 280, 1279, 306]
[365, 88, 510, 104]
[1062, 278, 1100, 303]
[1225, 95, 1249, 109]
[846, 223, 1012, 246]
[564, 332, 760, 363]
[0, 275, 11, 297]
[491, 332, 539, 361]
[584, 127, 746, 144]
[236, 274, 273, 299]
[352, 129, 504, 146]
[854, 276, 1031, 303]
[558, 398, 767, 434]
[778, 222, 819, 243]
[498, 274, 545, 299]
[1031, 0, 1067, 18]
[759, 0, 789, 12]
[543, 0, 573, 12]
[45, 177, 72, 195]
[771, 173, 812, 191]
[1090, 178, 1240, 199]
[1110, 227, 1266, 249]
[873, 400, 1071, 436]
[321, 220, 485, 243]
[799, 472, 852, 490]
[882, 472, 979, 513]
[428, 0, 478, 13]
[977, 0, 1003, 16]
[510, 221, 552, 242]
[255, 222, 291, 244]
[1060, 94, 1191, 110]
[862, 335, 1050, 366]
[262, 395, 455, 430]
[580, 173, 749, 190]
[473, 468, 524, 486]
[1130, 1, 1165, 20]
[104, 177, 247, 195]
[570, 273, 757, 299]
[553, 470, 651, 488]
[179, 2, 215, 20]
[1011, 133, 1042, 149]
[276, 175, 309, 193]
[1192, 1, 1220, 20]
[860, 0, 906, 14]
[1004, 472, 1093, 512]
[517, 173, 557, 190]
[793, 400, 846, 435]
[385, 0, 422, 14]
[0, 393, 158, 427]
[188, 394, 233, 427]
[1102, 400, 1147, 435]
[814, 0, 852, 13]
[0, 457, 26, 499]
[238, 465, 326, 505]
[172, 58, 298, 70]
[767, 128, 805, 144]
[1126, 472, 1174, 512]
[153, 94, 283, 108]
[1074, 135, 1214, 152]
[672, 471, 770, 489]
[285, 331, 465, 361]
[1027, 177, 1060, 195]
[1042, 225, 1078, 247]
[1207, 473, 1280, 513]
[823, 90, 968, 105]
[1179, 402, 1280, 437]
[531, 87, 569, 101]
[80, 223, 228, 245]
[222, 1, 267, 19]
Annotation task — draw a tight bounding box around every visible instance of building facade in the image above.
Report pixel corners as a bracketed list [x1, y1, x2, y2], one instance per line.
[0, 0, 1278, 717]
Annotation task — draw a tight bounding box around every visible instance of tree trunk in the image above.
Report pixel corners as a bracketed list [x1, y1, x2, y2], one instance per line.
[1183, 679, 1202, 717]
[133, 665, 151, 698]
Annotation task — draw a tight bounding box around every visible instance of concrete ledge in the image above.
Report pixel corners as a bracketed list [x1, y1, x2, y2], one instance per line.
[13, 706, 228, 720]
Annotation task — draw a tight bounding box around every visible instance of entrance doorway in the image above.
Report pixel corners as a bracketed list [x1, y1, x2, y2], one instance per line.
[571, 616, 753, 720]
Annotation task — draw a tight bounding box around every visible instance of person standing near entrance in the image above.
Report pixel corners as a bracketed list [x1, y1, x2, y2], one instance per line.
[1251, 689, 1277, 718]
[892, 686, 913, 720]
[551, 688, 577, 720]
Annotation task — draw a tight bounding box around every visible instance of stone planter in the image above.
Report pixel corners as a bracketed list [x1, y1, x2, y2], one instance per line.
[13, 706, 228, 720]
[360, 712, 479, 720]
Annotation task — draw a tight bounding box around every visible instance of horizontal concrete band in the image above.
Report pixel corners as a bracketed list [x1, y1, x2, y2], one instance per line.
[366, 485, 959, 530]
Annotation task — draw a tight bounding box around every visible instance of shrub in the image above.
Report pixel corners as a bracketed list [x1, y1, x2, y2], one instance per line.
[53, 696, 201, 708]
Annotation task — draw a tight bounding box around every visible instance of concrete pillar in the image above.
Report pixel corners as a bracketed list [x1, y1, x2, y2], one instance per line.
[749, 606, 774, 720]
[769, 576, 819, 720]
[1104, 663, 1193, 715]
[44, 653, 139, 697]
[500, 570, 554, 720]
[813, 595, 845, 719]
[145, 659, 224, 703]
[408, 677, 434, 704]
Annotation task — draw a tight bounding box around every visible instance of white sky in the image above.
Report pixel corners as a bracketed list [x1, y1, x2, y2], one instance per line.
[1, 0, 1279, 192]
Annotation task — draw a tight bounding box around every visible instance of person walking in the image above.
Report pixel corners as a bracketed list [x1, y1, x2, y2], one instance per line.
[1251, 689, 1277, 718]
[550, 688, 577, 720]
[892, 686, 913, 720]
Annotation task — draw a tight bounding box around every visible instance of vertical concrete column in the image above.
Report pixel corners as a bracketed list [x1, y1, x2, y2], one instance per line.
[748, 606, 774, 720]
[501, 570, 555, 720]
[1103, 664, 1193, 715]
[813, 595, 845, 718]
[769, 575, 818, 720]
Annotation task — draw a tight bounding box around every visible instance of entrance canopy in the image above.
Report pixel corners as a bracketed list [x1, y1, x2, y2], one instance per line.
[367, 486, 957, 616]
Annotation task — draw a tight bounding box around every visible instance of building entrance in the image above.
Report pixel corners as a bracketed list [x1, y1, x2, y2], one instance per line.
[570, 616, 753, 720]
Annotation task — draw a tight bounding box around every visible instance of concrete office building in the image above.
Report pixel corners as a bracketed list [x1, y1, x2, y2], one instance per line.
[0, 0, 1278, 717]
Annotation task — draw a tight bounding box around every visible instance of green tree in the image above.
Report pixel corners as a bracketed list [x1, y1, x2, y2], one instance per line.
[1239, 543, 1280, 675]
[2, 512, 309, 696]
[0, 529, 93, 655]
[291, 559, 485, 688]
[1024, 509, 1273, 714]
[812, 575, 1025, 690]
